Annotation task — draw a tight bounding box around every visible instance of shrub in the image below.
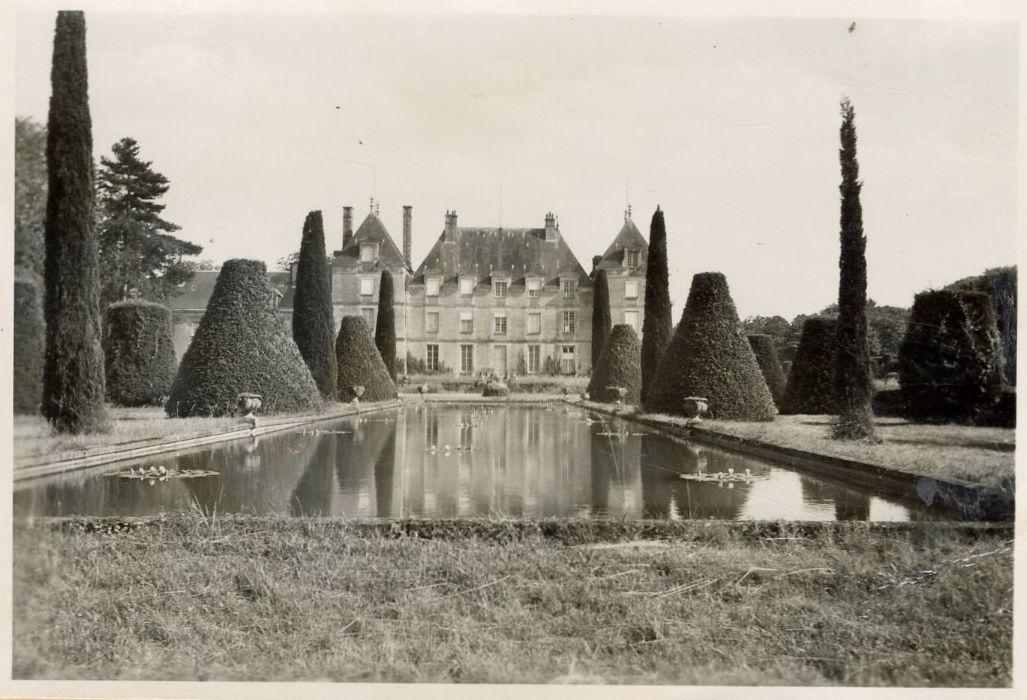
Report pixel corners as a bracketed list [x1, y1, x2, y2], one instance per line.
[591, 269, 612, 368]
[646, 272, 775, 420]
[640, 207, 673, 403]
[779, 318, 838, 415]
[588, 324, 642, 403]
[899, 290, 1002, 423]
[482, 381, 510, 397]
[747, 334, 786, 406]
[292, 210, 337, 399]
[335, 316, 398, 402]
[14, 273, 45, 414]
[375, 269, 397, 382]
[947, 266, 1016, 385]
[871, 387, 905, 417]
[103, 300, 176, 406]
[41, 11, 108, 433]
[166, 259, 322, 417]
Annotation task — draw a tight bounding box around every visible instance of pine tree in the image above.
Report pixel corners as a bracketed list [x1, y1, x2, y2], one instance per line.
[591, 269, 612, 368]
[96, 137, 201, 306]
[375, 269, 397, 381]
[292, 210, 338, 399]
[833, 99, 877, 441]
[42, 11, 108, 433]
[640, 206, 672, 405]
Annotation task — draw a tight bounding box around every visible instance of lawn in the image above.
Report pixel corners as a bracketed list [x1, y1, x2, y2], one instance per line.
[12, 516, 1013, 686]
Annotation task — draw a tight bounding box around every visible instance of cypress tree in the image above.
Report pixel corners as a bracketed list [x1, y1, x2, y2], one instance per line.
[375, 269, 397, 381]
[41, 11, 108, 433]
[292, 210, 337, 399]
[833, 99, 877, 440]
[640, 206, 673, 405]
[591, 269, 612, 368]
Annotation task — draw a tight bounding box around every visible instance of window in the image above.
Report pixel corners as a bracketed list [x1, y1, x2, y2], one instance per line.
[359, 277, 374, 296]
[494, 280, 508, 298]
[625, 280, 639, 299]
[360, 243, 376, 262]
[361, 307, 376, 331]
[460, 277, 475, 296]
[625, 309, 639, 331]
[425, 277, 440, 297]
[625, 249, 640, 268]
[561, 345, 576, 375]
[527, 278, 541, 298]
[527, 345, 541, 374]
[425, 311, 440, 334]
[562, 279, 576, 299]
[426, 344, 439, 372]
[528, 312, 541, 334]
[493, 313, 507, 335]
[460, 311, 473, 334]
[460, 344, 474, 374]
[562, 310, 576, 334]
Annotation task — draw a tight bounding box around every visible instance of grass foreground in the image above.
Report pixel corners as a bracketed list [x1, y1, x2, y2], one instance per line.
[13, 515, 1012, 686]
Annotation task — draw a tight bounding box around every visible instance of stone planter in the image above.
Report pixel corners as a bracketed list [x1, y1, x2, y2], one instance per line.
[682, 396, 708, 419]
[237, 393, 262, 413]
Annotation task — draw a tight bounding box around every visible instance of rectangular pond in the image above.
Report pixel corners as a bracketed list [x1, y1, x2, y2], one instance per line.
[14, 403, 951, 521]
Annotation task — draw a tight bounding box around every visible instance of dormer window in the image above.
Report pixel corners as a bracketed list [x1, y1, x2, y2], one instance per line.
[562, 279, 576, 299]
[360, 242, 377, 263]
[493, 280, 508, 298]
[459, 276, 475, 296]
[624, 249, 640, 268]
[425, 276, 441, 297]
[526, 277, 541, 298]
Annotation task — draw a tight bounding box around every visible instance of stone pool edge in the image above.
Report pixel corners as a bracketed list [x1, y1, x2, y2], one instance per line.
[13, 399, 403, 484]
[570, 399, 1015, 521]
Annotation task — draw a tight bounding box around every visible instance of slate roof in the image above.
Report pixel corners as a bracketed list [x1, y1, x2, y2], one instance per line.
[412, 227, 591, 287]
[332, 212, 411, 273]
[166, 270, 220, 311]
[594, 218, 649, 274]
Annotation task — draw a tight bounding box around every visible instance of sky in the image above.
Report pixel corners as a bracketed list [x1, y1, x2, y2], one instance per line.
[11, 2, 1020, 320]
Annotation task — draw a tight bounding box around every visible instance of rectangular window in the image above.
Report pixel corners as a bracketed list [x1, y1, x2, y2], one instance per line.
[625, 280, 639, 299]
[362, 307, 376, 332]
[426, 277, 440, 297]
[561, 345, 576, 375]
[460, 277, 475, 296]
[562, 280, 576, 299]
[527, 345, 541, 374]
[425, 311, 440, 334]
[494, 280, 508, 298]
[562, 310, 576, 334]
[493, 313, 507, 335]
[527, 278, 541, 298]
[528, 312, 541, 334]
[625, 309, 639, 331]
[460, 310, 473, 334]
[360, 244, 375, 262]
[460, 344, 474, 373]
[625, 249, 640, 268]
[359, 277, 374, 296]
[426, 344, 439, 372]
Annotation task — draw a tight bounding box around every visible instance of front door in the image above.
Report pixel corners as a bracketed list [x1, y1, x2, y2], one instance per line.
[492, 345, 508, 376]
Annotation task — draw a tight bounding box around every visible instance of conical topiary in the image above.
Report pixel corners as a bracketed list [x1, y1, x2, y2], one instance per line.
[591, 269, 612, 368]
[165, 258, 322, 417]
[588, 324, 642, 403]
[747, 334, 787, 406]
[335, 315, 398, 402]
[647, 272, 775, 421]
[14, 272, 45, 415]
[375, 269, 397, 382]
[292, 210, 337, 399]
[103, 300, 177, 406]
[779, 317, 837, 415]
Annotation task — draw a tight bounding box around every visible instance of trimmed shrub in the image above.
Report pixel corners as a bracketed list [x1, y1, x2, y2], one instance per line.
[899, 290, 1002, 423]
[42, 11, 108, 433]
[591, 269, 612, 368]
[375, 269, 397, 382]
[14, 273, 45, 414]
[747, 334, 786, 406]
[779, 318, 838, 415]
[166, 259, 322, 417]
[588, 324, 642, 403]
[292, 210, 337, 399]
[947, 267, 1016, 385]
[647, 272, 776, 421]
[103, 300, 176, 406]
[640, 207, 673, 404]
[482, 381, 510, 397]
[335, 316, 398, 402]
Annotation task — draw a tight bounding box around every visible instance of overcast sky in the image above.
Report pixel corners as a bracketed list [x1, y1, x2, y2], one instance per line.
[13, 3, 1019, 319]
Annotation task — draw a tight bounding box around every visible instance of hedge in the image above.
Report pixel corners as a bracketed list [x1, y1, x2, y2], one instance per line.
[779, 318, 838, 415]
[335, 315, 398, 402]
[646, 272, 776, 421]
[14, 273, 45, 414]
[165, 259, 322, 417]
[946, 266, 1016, 385]
[747, 334, 786, 407]
[640, 207, 673, 403]
[591, 269, 612, 368]
[375, 269, 397, 382]
[588, 324, 642, 403]
[899, 289, 1002, 423]
[292, 210, 337, 399]
[103, 300, 177, 406]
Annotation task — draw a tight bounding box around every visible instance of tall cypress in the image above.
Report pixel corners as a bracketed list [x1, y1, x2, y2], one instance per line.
[640, 206, 673, 405]
[375, 269, 397, 381]
[591, 269, 612, 368]
[41, 11, 108, 433]
[292, 210, 337, 399]
[833, 99, 877, 440]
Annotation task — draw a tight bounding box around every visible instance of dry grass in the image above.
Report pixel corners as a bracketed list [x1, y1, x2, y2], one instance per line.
[12, 515, 1013, 686]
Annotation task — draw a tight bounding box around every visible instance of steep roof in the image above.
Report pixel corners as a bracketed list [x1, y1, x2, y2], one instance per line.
[332, 212, 411, 274]
[166, 270, 220, 311]
[594, 218, 649, 274]
[412, 227, 590, 286]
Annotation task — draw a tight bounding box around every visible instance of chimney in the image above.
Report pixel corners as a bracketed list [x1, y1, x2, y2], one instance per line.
[592, 255, 603, 272]
[544, 211, 557, 242]
[444, 210, 458, 242]
[402, 205, 412, 266]
[342, 206, 353, 249]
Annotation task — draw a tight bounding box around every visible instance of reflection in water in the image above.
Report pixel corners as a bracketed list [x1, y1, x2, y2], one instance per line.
[14, 404, 939, 522]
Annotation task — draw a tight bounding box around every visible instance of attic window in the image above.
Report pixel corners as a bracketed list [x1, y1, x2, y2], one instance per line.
[526, 278, 541, 298]
[360, 243, 377, 263]
[625, 249, 640, 268]
[426, 277, 440, 297]
[494, 280, 508, 298]
[460, 277, 475, 296]
[562, 280, 576, 299]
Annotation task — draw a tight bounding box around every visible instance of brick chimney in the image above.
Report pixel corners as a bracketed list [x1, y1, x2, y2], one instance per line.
[342, 206, 353, 249]
[402, 205, 412, 267]
[544, 211, 557, 242]
[444, 210, 458, 242]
